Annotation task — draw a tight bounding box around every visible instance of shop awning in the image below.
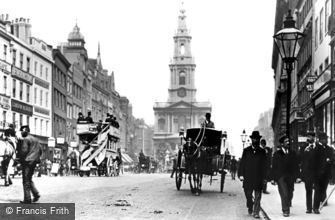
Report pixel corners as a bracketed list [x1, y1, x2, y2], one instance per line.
[122, 153, 133, 163]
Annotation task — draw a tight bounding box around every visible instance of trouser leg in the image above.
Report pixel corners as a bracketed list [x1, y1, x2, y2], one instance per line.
[278, 177, 290, 212]
[321, 179, 329, 203]
[287, 179, 295, 208]
[22, 163, 32, 202]
[253, 190, 262, 215]
[305, 180, 313, 211]
[244, 188, 253, 211]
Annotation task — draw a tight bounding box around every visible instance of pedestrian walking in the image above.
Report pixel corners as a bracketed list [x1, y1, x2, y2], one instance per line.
[16, 125, 41, 204]
[316, 132, 334, 208]
[271, 135, 300, 217]
[230, 156, 237, 180]
[238, 131, 267, 219]
[260, 139, 272, 194]
[301, 130, 334, 214]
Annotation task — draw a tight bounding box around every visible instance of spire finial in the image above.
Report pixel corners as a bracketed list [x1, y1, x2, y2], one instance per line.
[98, 42, 101, 56]
[180, 0, 185, 15]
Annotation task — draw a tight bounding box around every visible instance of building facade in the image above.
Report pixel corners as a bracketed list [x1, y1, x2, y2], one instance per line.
[0, 16, 52, 156]
[153, 7, 211, 162]
[272, 0, 334, 149]
[52, 48, 71, 160]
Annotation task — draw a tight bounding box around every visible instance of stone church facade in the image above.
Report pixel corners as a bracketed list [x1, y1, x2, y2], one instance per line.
[153, 6, 211, 161]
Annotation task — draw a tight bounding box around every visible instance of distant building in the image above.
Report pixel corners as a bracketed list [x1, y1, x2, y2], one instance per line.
[153, 6, 211, 162]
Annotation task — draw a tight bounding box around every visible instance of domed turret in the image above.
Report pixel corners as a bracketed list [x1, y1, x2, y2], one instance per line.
[68, 23, 85, 44]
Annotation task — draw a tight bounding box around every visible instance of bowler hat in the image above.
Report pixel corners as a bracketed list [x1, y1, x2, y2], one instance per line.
[306, 130, 316, 137]
[250, 131, 262, 139]
[279, 135, 288, 144]
[318, 131, 328, 140]
[20, 125, 30, 132]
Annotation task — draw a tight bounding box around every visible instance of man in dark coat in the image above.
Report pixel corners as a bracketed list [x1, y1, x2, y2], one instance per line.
[312, 132, 333, 212]
[202, 112, 215, 128]
[16, 125, 42, 204]
[238, 131, 267, 219]
[260, 139, 272, 194]
[301, 131, 317, 213]
[318, 132, 335, 206]
[271, 135, 300, 217]
[85, 111, 93, 123]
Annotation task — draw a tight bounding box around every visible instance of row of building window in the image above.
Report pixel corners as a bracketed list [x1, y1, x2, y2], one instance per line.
[2, 76, 49, 107]
[73, 83, 83, 99]
[1, 110, 49, 136]
[54, 89, 66, 111]
[55, 67, 66, 88]
[1, 44, 49, 81]
[315, 0, 331, 48]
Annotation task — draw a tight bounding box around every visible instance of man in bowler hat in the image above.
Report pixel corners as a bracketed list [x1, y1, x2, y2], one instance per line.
[271, 135, 300, 217]
[16, 125, 42, 203]
[238, 131, 267, 219]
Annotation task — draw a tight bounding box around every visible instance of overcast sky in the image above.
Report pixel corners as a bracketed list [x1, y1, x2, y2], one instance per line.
[3, 0, 276, 156]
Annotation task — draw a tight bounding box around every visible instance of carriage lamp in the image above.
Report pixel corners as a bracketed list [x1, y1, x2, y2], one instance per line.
[179, 127, 185, 136]
[222, 131, 227, 140]
[273, 9, 304, 140]
[241, 129, 247, 149]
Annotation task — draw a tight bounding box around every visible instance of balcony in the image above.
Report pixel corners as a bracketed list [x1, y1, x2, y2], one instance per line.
[313, 65, 331, 92]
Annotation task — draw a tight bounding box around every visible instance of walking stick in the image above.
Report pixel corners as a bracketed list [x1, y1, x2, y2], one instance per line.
[320, 185, 335, 210]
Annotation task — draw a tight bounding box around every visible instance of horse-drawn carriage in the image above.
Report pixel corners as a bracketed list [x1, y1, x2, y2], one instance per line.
[138, 155, 151, 173]
[174, 127, 229, 195]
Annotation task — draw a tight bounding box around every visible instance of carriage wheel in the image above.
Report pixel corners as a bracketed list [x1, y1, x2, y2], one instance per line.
[175, 169, 183, 190]
[79, 171, 84, 177]
[220, 171, 226, 193]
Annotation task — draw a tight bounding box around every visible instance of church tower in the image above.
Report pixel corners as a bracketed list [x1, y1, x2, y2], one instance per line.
[168, 6, 196, 103]
[153, 3, 212, 162]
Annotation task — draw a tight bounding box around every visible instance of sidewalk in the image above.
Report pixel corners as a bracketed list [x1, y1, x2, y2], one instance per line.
[261, 182, 335, 220]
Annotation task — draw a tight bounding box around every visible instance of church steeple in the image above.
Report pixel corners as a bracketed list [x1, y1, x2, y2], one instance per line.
[168, 2, 196, 103]
[97, 42, 102, 69]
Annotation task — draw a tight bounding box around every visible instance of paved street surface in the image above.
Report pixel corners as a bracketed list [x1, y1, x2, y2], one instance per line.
[0, 173, 255, 220]
[262, 182, 335, 220]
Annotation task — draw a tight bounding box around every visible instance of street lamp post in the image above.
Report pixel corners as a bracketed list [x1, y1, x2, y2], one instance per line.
[222, 131, 227, 151]
[241, 129, 247, 149]
[273, 10, 304, 140]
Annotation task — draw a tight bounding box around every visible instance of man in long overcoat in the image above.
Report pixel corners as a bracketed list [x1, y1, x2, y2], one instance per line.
[318, 132, 334, 206]
[271, 135, 300, 217]
[310, 132, 333, 213]
[301, 131, 317, 214]
[238, 131, 267, 219]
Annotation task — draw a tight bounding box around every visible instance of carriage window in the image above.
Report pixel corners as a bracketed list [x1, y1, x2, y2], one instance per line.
[179, 72, 185, 85]
[158, 118, 165, 131]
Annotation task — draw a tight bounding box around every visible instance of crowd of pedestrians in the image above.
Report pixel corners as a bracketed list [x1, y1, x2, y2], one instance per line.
[236, 129, 335, 218]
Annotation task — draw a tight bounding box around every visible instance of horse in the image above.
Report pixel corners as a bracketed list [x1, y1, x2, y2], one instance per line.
[183, 138, 207, 196]
[0, 136, 17, 186]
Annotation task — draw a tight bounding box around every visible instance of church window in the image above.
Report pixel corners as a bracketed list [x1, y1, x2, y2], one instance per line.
[179, 72, 185, 85]
[180, 43, 185, 55]
[158, 118, 165, 131]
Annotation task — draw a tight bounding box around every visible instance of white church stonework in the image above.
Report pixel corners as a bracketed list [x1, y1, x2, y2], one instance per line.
[153, 6, 212, 161]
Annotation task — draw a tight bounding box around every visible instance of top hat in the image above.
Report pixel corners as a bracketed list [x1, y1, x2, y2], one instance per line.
[250, 131, 262, 139]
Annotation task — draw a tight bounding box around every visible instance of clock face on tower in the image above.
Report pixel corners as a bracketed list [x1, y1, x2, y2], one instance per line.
[177, 88, 186, 97]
